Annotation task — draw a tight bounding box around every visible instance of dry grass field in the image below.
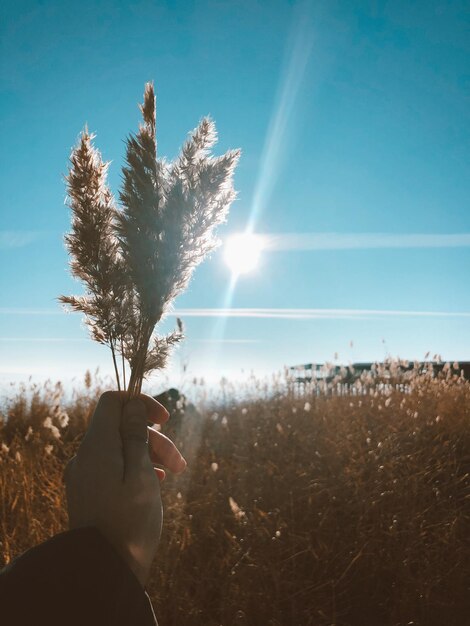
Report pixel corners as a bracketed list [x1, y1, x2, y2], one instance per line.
[1, 364, 469, 626]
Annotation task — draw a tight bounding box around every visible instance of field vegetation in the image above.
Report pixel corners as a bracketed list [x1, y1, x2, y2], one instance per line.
[1, 362, 469, 625]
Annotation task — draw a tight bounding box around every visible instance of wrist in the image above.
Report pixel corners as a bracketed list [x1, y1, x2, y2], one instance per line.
[106, 538, 151, 589]
[71, 523, 151, 588]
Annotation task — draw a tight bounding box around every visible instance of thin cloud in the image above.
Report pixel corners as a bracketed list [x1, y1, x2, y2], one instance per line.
[173, 308, 470, 320]
[0, 337, 86, 342]
[262, 232, 470, 251]
[0, 308, 61, 315]
[0, 336, 258, 345]
[2, 307, 469, 320]
[192, 338, 261, 344]
[0, 231, 41, 249]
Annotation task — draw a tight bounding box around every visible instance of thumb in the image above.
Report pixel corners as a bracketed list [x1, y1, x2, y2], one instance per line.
[121, 398, 149, 479]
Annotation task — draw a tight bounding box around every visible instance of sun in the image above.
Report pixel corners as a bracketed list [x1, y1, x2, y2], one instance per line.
[224, 233, 264, 276]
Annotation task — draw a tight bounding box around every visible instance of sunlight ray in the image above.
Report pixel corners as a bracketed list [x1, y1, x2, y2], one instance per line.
[247, 2, 313, 233]
[206, 274, 239, 368]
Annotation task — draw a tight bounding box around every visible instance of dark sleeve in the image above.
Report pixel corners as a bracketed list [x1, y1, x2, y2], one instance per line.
[0, 527, 157, 626]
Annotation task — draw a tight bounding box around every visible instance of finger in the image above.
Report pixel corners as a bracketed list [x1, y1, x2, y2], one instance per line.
[121, 397, 149, 480]
[85, 391, 124, 450]
[87, 391, 169, 436]
[154, 467, 166, 482]
[109, 391, 170, 425]
[148, 426, 187, 474]
[137, 393, 169, 425]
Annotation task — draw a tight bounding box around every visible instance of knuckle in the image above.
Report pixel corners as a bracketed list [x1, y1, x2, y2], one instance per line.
[98, 390, 120, 410]
[126, 397, 146, 412]
[122, 417, 148, 443]
[124, 433, 149, 447]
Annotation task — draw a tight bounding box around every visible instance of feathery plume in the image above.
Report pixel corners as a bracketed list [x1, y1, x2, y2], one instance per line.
[60, 83, 240, 396]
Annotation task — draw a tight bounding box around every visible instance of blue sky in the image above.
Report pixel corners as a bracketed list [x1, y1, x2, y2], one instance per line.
[1, 0, 469, 391]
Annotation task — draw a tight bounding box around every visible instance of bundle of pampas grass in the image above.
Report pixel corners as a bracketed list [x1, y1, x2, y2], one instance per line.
[60, 83, 240, 396]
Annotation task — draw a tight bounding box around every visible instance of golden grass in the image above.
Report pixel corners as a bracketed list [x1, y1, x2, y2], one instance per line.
[1, 369, 469, 625]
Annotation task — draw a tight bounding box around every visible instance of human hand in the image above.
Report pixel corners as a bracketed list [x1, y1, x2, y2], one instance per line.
[64, 391, 187, 588]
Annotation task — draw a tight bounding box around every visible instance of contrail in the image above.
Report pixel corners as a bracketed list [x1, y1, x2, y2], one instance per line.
[173, 308, 470, 320]
[0, 337, 87, 342]
[260, 232, 470, 251]
[0, 231, 41, 249]
[2, 307, 469, 320]
[0, 308, 62, 315]
[191, 339, 261, 344]
[0, 336, 259, 344]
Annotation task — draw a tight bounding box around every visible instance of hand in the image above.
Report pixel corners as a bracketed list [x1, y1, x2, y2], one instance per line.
[64, 391, 187, 587]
